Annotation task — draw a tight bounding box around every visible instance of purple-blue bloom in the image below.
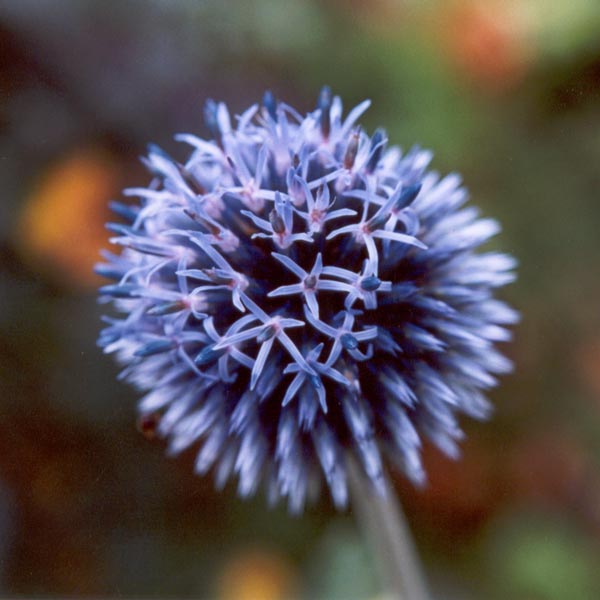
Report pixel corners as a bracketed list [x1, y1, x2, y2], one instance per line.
[97, 88, 517, 513]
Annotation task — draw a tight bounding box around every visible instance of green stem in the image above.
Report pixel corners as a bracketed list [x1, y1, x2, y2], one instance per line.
[347, 457, 431, 600]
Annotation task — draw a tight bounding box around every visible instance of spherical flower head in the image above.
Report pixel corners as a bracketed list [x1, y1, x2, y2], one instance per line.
[97, 88, 518, 513]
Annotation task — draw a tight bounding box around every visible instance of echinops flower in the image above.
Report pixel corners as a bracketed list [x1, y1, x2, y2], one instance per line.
[97, 88, 517, 513]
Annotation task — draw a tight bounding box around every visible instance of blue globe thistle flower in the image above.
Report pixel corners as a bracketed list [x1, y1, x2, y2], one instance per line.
[97, 88, 517, 513]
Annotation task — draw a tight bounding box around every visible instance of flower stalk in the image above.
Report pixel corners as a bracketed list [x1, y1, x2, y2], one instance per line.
[348, 457, 430, 600]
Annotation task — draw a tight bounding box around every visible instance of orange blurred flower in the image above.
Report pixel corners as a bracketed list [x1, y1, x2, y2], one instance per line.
[18, 149, 121, 289]
[216, 548, 297, 600]
[438, 0, 535, 91]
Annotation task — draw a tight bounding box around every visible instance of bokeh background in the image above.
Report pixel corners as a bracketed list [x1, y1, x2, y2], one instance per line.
[2, 0, 600, 598]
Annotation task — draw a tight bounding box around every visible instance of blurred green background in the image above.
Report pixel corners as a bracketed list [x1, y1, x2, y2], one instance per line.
[2, 0, 600, 598]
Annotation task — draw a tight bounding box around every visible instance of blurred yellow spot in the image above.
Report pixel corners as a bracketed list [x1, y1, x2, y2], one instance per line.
[19, 149, 120, 288]
[217, 548, 297, 600]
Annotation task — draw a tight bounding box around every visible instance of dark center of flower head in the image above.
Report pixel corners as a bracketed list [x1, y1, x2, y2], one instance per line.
[98, 88, 517, 513]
